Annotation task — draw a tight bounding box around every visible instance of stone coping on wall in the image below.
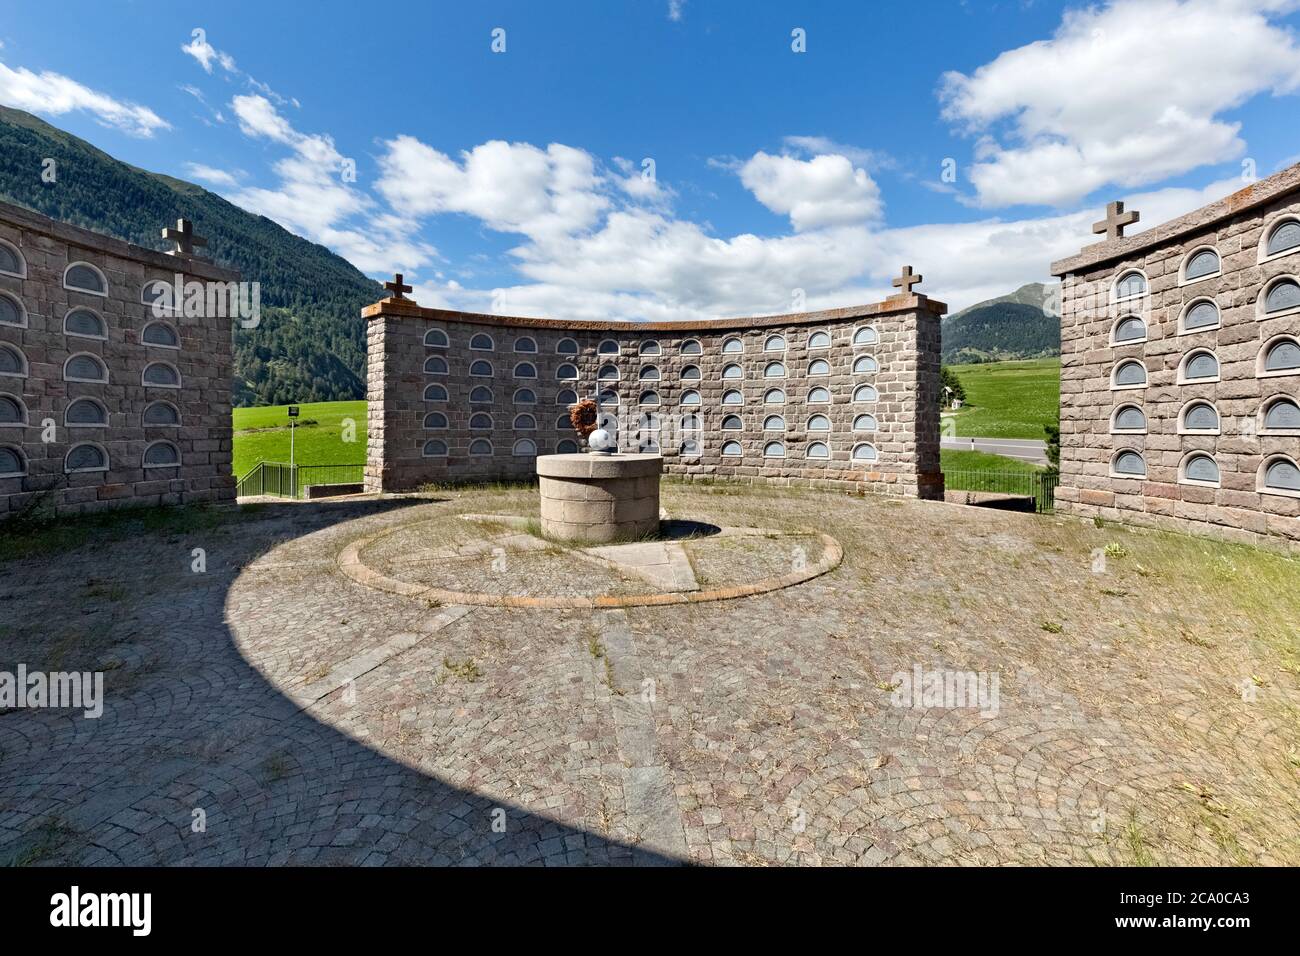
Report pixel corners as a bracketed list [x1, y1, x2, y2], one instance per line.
[536, 452, 663, 480]
[361, 293, 947, 330]
[1050, 161, 1300, 277]
[0, 198, 240, 282]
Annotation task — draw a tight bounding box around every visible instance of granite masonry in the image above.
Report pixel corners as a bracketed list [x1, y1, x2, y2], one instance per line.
[362, 288, 945, 498]
[0, 200, 240, 517]
[1051, 162, 1300, 549]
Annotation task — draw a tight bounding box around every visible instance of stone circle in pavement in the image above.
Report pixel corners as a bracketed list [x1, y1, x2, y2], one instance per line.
[1, 483, 1298, 867]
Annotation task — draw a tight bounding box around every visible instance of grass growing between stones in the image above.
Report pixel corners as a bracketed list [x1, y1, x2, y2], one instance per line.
[3, 817, 77, 867]
[0, 500, 240, 563]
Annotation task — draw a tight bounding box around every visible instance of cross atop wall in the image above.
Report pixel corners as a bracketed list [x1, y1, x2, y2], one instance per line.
[891, 265, 922, 296]
[385, 273, 413, 299]
[162, 219, 207, 257]
[1092, 201, 1140, 241]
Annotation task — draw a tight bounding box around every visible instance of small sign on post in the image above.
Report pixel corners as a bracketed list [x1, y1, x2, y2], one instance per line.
[287, 405, 299, 476]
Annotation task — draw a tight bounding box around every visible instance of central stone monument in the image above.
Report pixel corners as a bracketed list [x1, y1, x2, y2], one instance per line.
[537, 453, 663, 543]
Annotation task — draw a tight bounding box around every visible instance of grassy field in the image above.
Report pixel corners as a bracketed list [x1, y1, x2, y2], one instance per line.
[940, 449, 1043, 474]
[232, 401, 367, 479]
[230, 397, 1054, 480]
[948, 357, 1060, 440]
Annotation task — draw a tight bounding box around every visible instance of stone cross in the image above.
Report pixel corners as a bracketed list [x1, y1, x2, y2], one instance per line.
[1093, 201, 1139, 241]
[162, 219, 207, 257]
[892, 265, 922, 295]
[384, 273, 412, 299]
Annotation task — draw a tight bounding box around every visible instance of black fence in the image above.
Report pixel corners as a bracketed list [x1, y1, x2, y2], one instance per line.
[235, 462, 364, 499]
[943, 469, 1059, 514]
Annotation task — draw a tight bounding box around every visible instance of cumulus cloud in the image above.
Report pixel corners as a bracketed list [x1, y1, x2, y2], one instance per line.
[940, 0, 1300, 207]
[739, 151, 883, 231]
[0, 59, 169, 137]
[224, 95, 434, 274]
[668, 1, 686, 21]
[781, 135, 893, 171]
[392, 134, 1243, 322]
[184, 163, 240, 188]
[376, 137, 610, 241]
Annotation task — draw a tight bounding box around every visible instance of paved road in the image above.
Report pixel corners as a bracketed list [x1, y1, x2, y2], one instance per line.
[941, 436, 1049, 465]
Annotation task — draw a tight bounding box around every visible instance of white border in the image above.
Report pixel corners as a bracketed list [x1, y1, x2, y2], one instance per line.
[1260, 394, 1300, 435]
[1177, 298, 1220, 336]
[0, 238, 27, 279]
[1178, 245, 1222, 286]
[142, 440, 182, 470]
[64, 307, 107, 340]
[1110, 359, 1148, 390]
[1177, 450, 1220, 488]
[64, 441, 109, 474]
[0, 443, 26, 477]
[0, 392, 28, 427]
[63, 261, 109, 297]
[1177, 399, 1220, 435]
[1177, 348, 1220, 385]
[65, 396, 109, 429]
[1259, 455, 1300, 498]
[1109, 448, 1147, 480]
[141, 319, 180, 349]
[1110, 403, 1148, 435]
[0, 290, 28, 329]
[141, 360, 181, 389]
[1258, 215, 1300, 265]
[1258, 274, 1300, 321]
[142, 399, 182, 427]
[65, 352, 109, 384]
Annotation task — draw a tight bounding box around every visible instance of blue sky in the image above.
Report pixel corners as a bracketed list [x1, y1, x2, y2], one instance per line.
[2, 0, 1300, 315]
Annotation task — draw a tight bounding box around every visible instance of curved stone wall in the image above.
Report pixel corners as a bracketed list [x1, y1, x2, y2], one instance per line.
[1052, 161, 1300, 550]
[363, 294, 945, 499]
[0, 201, 237, 519]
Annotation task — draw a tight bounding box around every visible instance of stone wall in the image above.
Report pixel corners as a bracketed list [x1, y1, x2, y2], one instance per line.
[363, 295, 945, 498]
[1051, 163, 1300, 550]
[0, 201, 239, 518]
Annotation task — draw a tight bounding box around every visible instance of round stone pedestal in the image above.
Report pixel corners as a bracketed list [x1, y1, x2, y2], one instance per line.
[537, 453, 663, 543]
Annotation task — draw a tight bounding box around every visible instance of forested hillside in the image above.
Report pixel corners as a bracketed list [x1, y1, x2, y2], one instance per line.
[943, 282, 1060, 364]
[0, 106, 382, 405]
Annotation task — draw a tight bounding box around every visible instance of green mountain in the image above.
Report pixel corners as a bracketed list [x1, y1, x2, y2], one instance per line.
[0, 106, 382, 406]
[943, 282, 1061, 364]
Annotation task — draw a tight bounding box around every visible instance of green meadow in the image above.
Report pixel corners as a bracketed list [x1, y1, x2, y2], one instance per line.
[947, 357, 1061, 440]
[939, 449, 1044, 474]
[231, 364, 1063, 481]
[231, 401, 367, 479]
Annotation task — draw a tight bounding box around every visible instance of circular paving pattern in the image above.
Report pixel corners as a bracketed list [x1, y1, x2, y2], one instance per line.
[337, 511, 843, 609]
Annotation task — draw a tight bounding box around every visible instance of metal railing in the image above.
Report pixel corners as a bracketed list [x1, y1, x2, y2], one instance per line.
[943, 469, 1059, 514]
[235, 462, 364, 499]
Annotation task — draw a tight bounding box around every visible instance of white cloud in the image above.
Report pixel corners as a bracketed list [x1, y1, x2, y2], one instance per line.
[941, 0, 1300, 207]
[382, 130, 1243, 322]
[0, 59, 169, 137]
[185, 163, 240, 188]
[231, 93, 297, 144]
[181, 33, 237, 74]
[376, 137, 609, 241]
[611, 156, 675, 205]
[224, 95, 435, 275]
[182, 32, 298, 107]
[739, 151, 883, 231]
[668, 1, 686, 22]
[781, 135, 893, 171]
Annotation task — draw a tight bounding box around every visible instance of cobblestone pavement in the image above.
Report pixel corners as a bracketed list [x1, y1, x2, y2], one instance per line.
[2, 485, 1298, 866]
